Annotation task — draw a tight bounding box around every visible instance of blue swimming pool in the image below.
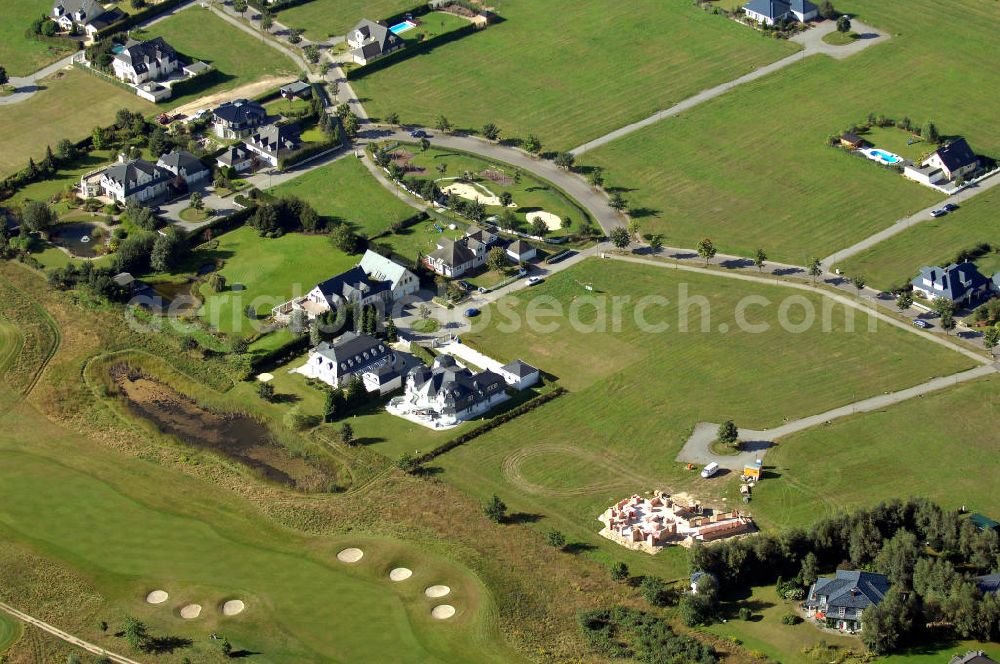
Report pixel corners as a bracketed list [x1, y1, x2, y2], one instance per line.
[870, 149, 902, 164]
[112, 45, 125, 54]
[389, 20, 416, 34]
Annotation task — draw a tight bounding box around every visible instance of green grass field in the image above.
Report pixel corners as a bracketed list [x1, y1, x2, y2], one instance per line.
[195, 225, 357, 336]
[0, 353, 517, 664]
[143, 6, 297, 108]
[0, 612, 23, 655]
[269, 157, 416, 239]
[417, 260, 973, 577]
[349, 0, 798, 150]
[751, 375, 1000, 531]
[580, 0, 1000, 262]
[837, 187, 1000, 291]
[0, 0, 78, 77]
[0, 69, 153, 180]
[277, 0, 417, 40]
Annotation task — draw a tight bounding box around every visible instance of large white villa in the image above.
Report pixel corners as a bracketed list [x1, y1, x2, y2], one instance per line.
[294, 332, 416, 394]
[387, 354, 510, 428]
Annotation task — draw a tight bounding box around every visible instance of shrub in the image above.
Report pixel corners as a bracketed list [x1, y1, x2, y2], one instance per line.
[782, 613, 802, 625]
[738, 607, 753, 621]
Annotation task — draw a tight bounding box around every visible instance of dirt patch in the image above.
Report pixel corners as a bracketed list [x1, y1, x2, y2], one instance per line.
[110, 365, 335, 491]
[479, 169, 513, 186]
[391, 149, 425, 175]
[171, 76, 297, 119]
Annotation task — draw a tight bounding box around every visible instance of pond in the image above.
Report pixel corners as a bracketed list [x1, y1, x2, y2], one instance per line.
[110, 366, 342, 491]
[50, 222, 106, 258]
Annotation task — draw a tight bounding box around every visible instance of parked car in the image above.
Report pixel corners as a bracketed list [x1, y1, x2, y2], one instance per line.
[464, 307, 480, 317]
[701, 462, 720, 479]
[409, 129, 428, 138]
[943, 203, 960, 212]
[930, 209, 947, 218]
[457, 280, 473, 291]
[525, 276, 544, 286]
[913, 319, 931, 329]
[477, 287, 488, 294]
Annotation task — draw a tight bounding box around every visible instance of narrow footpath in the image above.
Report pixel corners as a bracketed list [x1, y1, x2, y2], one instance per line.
[0, 602, 142, 664]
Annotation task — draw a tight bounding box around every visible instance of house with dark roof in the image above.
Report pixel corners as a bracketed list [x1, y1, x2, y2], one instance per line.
[391, 354, 509, 426]
[299, 332, 401, 391]
[244, 124, 300, 167]
[969, 513, 1000, 532]
[923, 138, 979, 181]
[804, 570, 890, 633]
[506, 239, 537, 264]
[910, 263, 993, 307]
[112, 38, 180, 85]
[950, 652, 999, 664]
[274, 251, 418, 321]
[52, 0, 120, 36]
[280, 80, 313, 100]
[156, 150, 209, 187]
[212, 99, 268, 139]
[96, 157, 172, 204]
[497, 359, 539, 390]
[975, 573, 1000, 596]
[216, 144, 255, 173]
[425, 237, 485, 277]
[742, 0, 817, 25]
[347, 19, 405, 66]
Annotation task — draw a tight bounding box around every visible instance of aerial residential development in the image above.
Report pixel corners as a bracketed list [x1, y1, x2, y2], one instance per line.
[0, 0, 998, 662]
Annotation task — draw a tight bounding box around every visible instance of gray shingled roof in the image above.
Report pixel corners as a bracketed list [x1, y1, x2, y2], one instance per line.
[743, 0, 791, 19]
[912, 262, 989, 302]
[806, 570, 889, 611]
[102, 159, 171, 196]
[429, 237, 477, 267]
[315, 332, 392, 376]
[501, 359, 538, 378]
[313, 266, 391, 305]
[156, 150, 208, 176]
[247, 124, 300, 157]
[407, 356, 506, 416]
[213, 99, 267, 126]
[114, 37, 177, 75]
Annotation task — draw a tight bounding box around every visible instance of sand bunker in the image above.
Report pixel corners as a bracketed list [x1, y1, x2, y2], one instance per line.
[441, 182, 514, 208]
[222, 600, 245, 616]
[180, 604, 202, 619]
[337, 547, 364, 563]
[425, 585, 450, 598]
[145, 590, 169, 604]
[389, 568, 413, 582]
[431, 605, 456, 620]
[526, 211, 562, 231]
[256, 373, 274, 382]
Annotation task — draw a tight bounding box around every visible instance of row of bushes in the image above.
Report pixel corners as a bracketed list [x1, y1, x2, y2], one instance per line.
[278, 137, 342, 171]
[166, 66, 221, 100]
[249, 332, 311, 372]
[367, 211, 429, 243]
[72, 60, 138, 95]
[94, 0, 189, 39]
[417, 386, 566, 463]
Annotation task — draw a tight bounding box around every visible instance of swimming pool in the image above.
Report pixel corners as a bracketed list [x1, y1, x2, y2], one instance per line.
[112, 44, 125, 54]
[389, 20, 416, 34]
[864, 148, 904, 165]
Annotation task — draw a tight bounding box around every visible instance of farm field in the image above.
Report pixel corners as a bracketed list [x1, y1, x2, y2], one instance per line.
[269, 157, 417, 239]
[429, 259, 974, 576]
[143, 6, 297, 109]
[751, 375, 1000, 531]
[0, 0, 78, 76]
[0, 69, 153, 180]
[194, 225, 357, 336]
[277, 0, 417, 40]
[581, 0, 1000, 262]
[837, 187, 1000, 291]
[350, 0, 798, 150]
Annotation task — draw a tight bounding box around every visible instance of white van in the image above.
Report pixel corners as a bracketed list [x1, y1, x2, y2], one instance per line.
[700, 462, 720, 479]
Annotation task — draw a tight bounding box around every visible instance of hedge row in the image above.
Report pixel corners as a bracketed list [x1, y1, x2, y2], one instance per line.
[417, 386, 566, 463]
[250, 332, 311, 372]
[186, 205, 256, 244]
[247, 0, 314, 13]
[72, 60, 137, 95]
[346, 23, 479, 80]
[94, 0, 189, 39]
[278, 139, 342, 170]
[368, 211, 429, 242]
[166, 66, 220, 100]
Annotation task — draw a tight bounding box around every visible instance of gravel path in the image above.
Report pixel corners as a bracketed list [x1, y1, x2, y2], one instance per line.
[0, 601, 142, 664]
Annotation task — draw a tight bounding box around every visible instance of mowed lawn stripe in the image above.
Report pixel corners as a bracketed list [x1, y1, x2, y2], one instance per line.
[350, 0, 797, 150]
[581, 0, 1000, 262]
[838, 188, 1000, 291]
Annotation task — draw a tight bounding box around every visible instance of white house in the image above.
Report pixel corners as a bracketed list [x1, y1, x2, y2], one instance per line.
[424, 237, 485, 277]
[96, 157, 171, 204]
[922, 138, 979, 182]
[111, 37, 180, 85]
[296, 332, 404, 393]
[347, 19, 405, 66]
[498, 359, 539, 390]
[156, 150, 209, 187]
[216, 143, 255, 173]
[389, 354, 509, 427]
[244, 124, 300, 167]
[505, 239, 537, 264]
[742, 0, 817, 25]
[273, 251, 418, 322]
[52, 0, 123, 37]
